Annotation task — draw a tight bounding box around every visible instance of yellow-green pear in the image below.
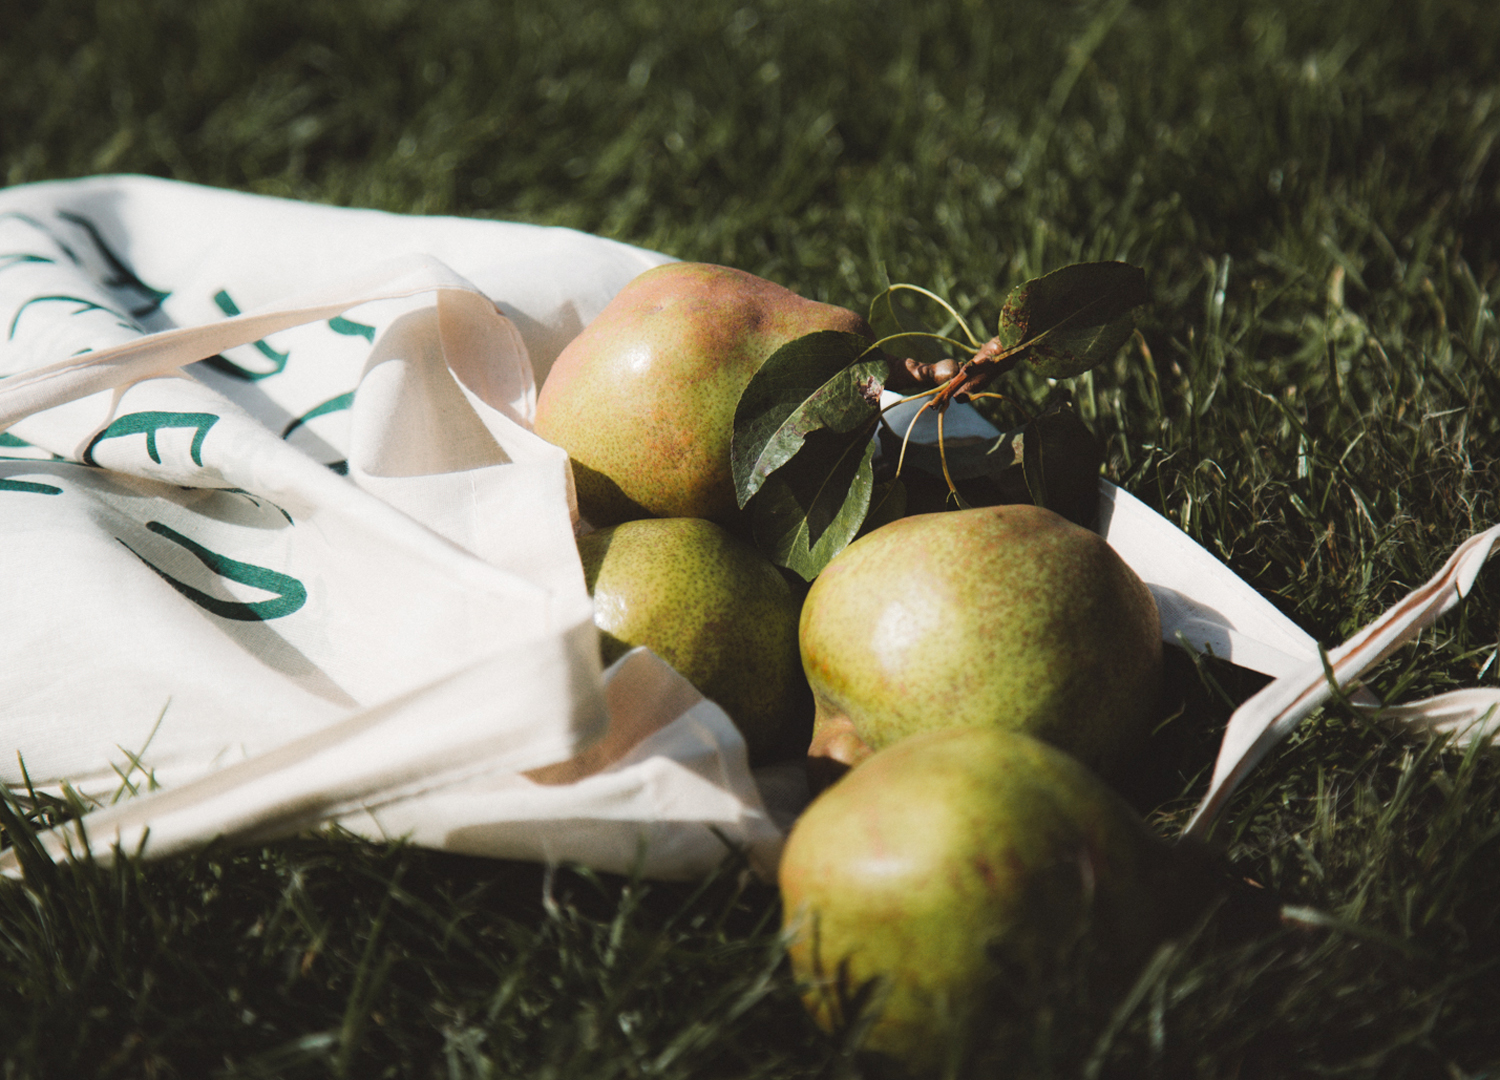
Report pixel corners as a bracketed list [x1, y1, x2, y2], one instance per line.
[577, 517, 806, 763]
[779, 727, 1182, 1075]
[534, 262, 873, 528]
[799, 503, 1161, 780]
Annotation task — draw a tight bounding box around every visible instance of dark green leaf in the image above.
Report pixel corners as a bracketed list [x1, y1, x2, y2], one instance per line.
[1020, 399, 1104, 528]
[750, 424, 877, 580]
[859, 477, 908, 537]
[731, 331, 884, 507]
[999, 261, 1147, 378]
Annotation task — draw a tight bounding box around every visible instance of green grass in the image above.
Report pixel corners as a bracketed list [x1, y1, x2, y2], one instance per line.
[4, 0, 1500, 1075]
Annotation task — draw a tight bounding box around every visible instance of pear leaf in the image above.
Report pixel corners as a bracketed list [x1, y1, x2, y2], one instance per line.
[750, 424, 877, 580]
[999, 261, 1147, 379]
[1019, 398, 1105, 528]
[859, 476, 908, 537]
[731, 330, 886, 508]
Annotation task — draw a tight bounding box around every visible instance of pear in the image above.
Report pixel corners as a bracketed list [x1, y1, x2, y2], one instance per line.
[577, 517, 807, 764]
[779, 727, 1187, 1075]
[534, 262, 873, 529]
[799, 503, 1161, 781]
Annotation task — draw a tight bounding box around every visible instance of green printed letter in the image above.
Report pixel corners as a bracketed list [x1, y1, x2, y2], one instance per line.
[123, 522, 308, 621]
[83, 412, 220, 468]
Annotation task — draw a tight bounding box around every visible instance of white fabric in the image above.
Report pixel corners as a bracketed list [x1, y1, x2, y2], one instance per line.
[1182, 522, 1500, 839]
[0, 175, 780, 880]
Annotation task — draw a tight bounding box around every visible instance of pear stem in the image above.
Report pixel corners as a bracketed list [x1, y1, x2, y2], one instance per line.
[935, 410, 972, 509]
[892, 394, 940, 482]
[928, 333, 1028, 412]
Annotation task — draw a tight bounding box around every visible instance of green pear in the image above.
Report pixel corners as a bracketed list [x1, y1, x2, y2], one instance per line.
[577, 517, 807, 764]
[534, 262, 873, 528]
[799, 503, 1161, 781]
[779, 727, 1182, 1075]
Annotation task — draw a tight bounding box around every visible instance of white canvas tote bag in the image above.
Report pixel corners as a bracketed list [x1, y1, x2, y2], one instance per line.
[0, 175, 781, 880]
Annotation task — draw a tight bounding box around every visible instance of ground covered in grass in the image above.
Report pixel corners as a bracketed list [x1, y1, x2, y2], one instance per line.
[3, 0, 1500, 1075]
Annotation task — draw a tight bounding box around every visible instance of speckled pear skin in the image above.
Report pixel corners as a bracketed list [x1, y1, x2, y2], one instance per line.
[533, 262, 873, 528]
[779, 727, 1173, 1074]
[799, 503, 1162, 777]
[576, 517, 806, 764]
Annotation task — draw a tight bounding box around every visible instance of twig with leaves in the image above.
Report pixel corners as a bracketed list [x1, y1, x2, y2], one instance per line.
[729, 261, 1148, 579]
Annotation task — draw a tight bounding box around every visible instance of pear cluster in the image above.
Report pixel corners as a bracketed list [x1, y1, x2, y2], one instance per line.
[535, 263, 1196, 1075]
[535, 262, 875, 764]
[783, 503, 1178, 1072]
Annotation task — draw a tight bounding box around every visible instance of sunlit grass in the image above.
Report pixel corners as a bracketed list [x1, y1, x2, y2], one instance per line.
[3, 0, 1499, 1075]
